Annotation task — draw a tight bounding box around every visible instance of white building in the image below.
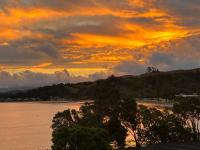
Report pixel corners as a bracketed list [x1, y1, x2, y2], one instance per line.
[175, 94, 199, 98]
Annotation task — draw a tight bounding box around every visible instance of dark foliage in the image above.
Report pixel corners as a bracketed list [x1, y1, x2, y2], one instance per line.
[52, 126, 111, 150]
[2, 68, 200, 100]
[173, 97, 200, 141]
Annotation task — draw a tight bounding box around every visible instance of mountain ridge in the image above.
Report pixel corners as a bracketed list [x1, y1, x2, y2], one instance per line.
[1, 67, 200, 101]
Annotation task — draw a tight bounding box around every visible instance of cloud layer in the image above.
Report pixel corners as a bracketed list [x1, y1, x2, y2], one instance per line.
[0, 70, 108, 90]
[0, 0, 200, 88]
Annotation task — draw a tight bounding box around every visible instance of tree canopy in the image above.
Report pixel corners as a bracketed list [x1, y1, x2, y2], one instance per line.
[51, 87, 200, 149]
[173, 97, 200, 141]
[52, 126, 111, 150]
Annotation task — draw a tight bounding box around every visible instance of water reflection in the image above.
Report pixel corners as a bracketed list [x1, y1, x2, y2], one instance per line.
[0, 102, 82, 150]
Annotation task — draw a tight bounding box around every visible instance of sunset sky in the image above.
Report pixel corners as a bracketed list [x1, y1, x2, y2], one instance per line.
[0, 0, 200, 88]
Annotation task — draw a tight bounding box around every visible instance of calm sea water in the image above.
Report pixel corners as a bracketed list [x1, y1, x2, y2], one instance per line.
[0, 102, 82, 150]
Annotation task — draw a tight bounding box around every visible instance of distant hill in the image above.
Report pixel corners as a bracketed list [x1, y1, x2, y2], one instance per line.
[1, 68, 200, 101]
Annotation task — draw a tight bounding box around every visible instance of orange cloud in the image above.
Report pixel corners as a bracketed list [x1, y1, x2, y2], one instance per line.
[0, 0, 199, 78]
[64, 33, 146, 48]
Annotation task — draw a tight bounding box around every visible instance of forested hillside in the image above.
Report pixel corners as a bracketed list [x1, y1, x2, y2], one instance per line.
[1, 68, 200, 100]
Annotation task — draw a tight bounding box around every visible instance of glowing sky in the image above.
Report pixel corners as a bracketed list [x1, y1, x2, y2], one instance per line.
[0, 0, 200, 88]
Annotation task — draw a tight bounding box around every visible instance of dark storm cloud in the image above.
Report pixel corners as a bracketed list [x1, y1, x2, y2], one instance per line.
[0, 44, 46, 65]
[157, 0, 200, 27]
[0, 0, 96, 10]
[0, 38, 61, 66]
[113, 61, 146, 75]
[35, 44, 59, 59]
[150, 52, 174, 66]
[150, 35, 200, 70]
[29, 15, 125, 38]
[128, 17, 158, 24]
[11, 0, 132, 10]
[158, 0, 200, 13]
[149, 52, 200, 70]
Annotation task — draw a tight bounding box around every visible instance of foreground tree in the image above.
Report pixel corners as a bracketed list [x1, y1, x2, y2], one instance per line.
[52, 81, 138, 149]
[94, 83, 137, 148]
[147, 67, 159, 73]
[52, 103, 102, 130]
[51, 102, 112, 149]
[52, 109, 79, 130]
[133, 105, 192, 147]
[52, 126, 111, 150]
[173, 97, 200, 141]
[52, 83, 197, 149]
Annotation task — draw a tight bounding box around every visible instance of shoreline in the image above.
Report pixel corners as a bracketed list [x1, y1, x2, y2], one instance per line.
[0, 100, 93, 104]
[136, 100, 173, 109]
